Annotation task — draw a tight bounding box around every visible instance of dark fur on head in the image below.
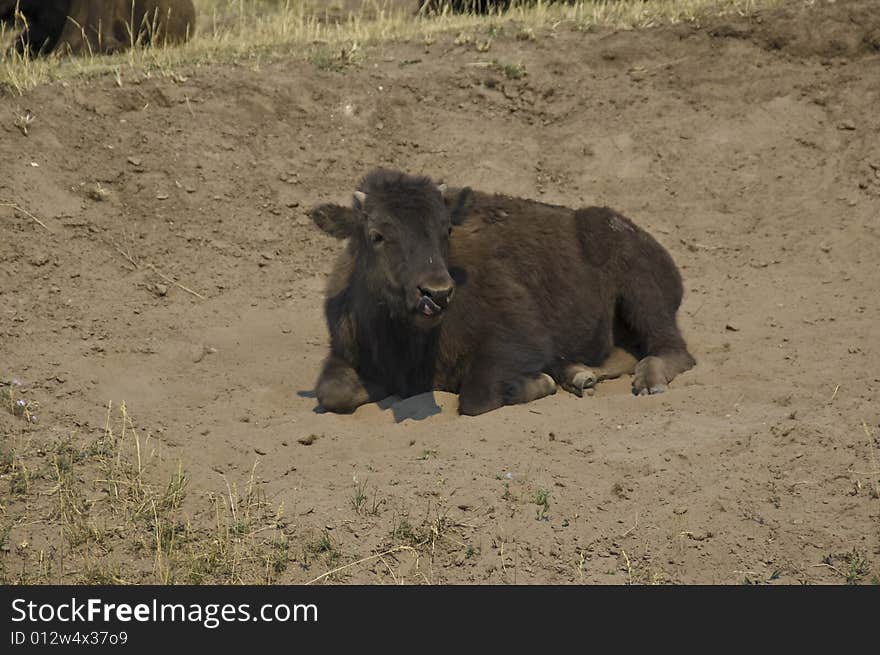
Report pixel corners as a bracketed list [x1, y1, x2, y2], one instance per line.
[310, 169, 459, 328]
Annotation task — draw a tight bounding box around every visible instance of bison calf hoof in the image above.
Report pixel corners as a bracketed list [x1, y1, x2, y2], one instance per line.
[316, 382, 360, 414]
[534, 373, 558, 398]
[632, 356, 668, 396]
[560, 365, 599, 397]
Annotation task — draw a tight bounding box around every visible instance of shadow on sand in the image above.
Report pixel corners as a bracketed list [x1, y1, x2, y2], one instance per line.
[299, 389, 443, 422]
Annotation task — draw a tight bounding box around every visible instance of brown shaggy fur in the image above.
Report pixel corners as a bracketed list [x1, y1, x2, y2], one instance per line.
[309, 169, 695, 416]
[1, 1, 195, 56]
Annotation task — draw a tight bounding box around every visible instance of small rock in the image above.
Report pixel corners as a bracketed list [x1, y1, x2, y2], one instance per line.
[29, 253, 50, 266]
[191, 344, 206, 363]
[297, 434, 318, 446]
[838, 119, 856, 131]
[86, 184, 109, 201]
[154, 283, 168, 296]
[127, 156, 142, 166]
[725, 323, 740, 332]
[628, 67, 647, 82]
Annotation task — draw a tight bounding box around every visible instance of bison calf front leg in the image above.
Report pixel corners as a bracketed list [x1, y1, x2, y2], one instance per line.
[559, 347, 638, 397]
[459, 368, 557, 416]
[315, 356, 385, 414]
[632, 350, 695, 396]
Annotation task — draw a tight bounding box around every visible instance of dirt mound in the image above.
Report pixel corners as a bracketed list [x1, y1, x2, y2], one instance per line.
[709, 0, 880, 58]
[1, 0, 879, 584]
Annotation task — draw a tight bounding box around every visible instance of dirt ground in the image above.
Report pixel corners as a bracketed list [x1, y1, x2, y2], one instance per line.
[1, 0, 879, 584]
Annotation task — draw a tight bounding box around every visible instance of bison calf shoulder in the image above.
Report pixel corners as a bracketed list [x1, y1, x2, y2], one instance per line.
[309, 169, 695, 416]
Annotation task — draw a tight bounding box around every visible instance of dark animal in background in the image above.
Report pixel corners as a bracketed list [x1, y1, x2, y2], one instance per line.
[309, 169, 695, 416]
[1, 0, 195, 56]
[1, 1, 70, 54]
[131, 0, 195, 47]
[417, 0, 512, 14]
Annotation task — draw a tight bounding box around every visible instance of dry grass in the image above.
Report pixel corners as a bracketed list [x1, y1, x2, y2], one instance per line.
[0, 0, 781, 94]
[3, 392, 469, 585]
[0, 400, 291, 584]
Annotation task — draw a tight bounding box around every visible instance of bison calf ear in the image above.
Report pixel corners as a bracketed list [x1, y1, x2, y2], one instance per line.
[441, 186, 473, 226]
[308, 204, 359, 239]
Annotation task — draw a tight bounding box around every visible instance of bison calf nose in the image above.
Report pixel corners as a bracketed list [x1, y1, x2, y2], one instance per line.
[418, 283, 455, 309]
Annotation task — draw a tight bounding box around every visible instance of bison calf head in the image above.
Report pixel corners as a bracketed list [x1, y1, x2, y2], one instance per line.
[310, 169, 459, 329]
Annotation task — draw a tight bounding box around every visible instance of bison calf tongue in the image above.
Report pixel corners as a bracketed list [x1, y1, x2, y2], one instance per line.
[418, 296, 442, 316]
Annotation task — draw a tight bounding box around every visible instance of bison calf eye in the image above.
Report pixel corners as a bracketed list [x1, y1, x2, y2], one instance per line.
[369, 230, 384, 245]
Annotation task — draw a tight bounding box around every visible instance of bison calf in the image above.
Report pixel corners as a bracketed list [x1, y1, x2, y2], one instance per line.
[309, 169, 695, 416]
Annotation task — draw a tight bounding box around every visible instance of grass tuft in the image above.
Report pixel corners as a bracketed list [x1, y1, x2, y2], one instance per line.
[1, 400, 291, 584]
